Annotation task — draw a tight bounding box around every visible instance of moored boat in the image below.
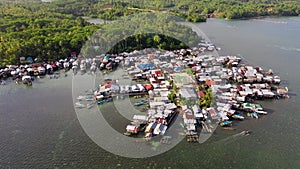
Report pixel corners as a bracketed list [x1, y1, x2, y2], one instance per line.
[134, 101, 144, 106]
[250, 112, 259, 119]
[241, 130, 252, 136]
[74, 102, 85, 109]
[256, 110, 268, 115]
[219, 121, 233, 127]
[232, 113, 245, 120]
[22, 75, 32, 86]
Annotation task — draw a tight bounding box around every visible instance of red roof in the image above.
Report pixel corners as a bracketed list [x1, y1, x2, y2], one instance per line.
[198, 91, 205, 98]
[205, 80, 216, 86]
[144, 84, 153, 91]
[208, 109, 217, 117]
[155, 70, 162, 75]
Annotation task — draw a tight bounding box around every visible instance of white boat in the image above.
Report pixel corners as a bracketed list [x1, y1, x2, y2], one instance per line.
[232, 114, 245, 120]
[75, 102, 85, 108]
[22, 76, 32, 85]
[76, 96, 85, 100]
[256, 110, 268, 115]
[250, 112, 259, 119]
[207, 46, 215, 51]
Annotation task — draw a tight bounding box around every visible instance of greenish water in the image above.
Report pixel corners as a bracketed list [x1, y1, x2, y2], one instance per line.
[0, 17, 300, 168]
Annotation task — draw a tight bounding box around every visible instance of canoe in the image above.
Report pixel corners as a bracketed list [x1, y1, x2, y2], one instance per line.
[251, 112, 259, 119]
[219, 121, 233, 127]
[256, 110, 268, 115]
[134, 101, 144, 106]
[232, 114, 245, 120]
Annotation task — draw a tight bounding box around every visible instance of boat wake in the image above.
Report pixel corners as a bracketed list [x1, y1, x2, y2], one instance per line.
[213, 130, 251, 145]
[272, 45, 300, 52]
[252, 19, 288, 24]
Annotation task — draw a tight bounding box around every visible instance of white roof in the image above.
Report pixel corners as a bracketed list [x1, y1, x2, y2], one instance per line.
[149, 102, 165, 108]
[133, 115, 148, 121]
[126, 125, 137, 131]
[165, 103, 177, 110]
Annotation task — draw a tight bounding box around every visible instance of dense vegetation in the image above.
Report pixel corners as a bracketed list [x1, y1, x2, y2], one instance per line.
[42, 0, 300, 20]
[81, 13, 200, 57]
[0, 2, 101, 67]
[1, 0, 300, 66]
[107, 33, 188, 54]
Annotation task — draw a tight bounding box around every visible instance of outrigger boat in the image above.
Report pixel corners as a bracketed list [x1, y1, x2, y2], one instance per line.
[241, 130, 252, 136]
[134, 101, 144, 106]
[74, 102, 85, 109]
[255, 110, 268, 115]
[134, 101, 145, 106]
[250, 112, 259, 119]
[219, 121, 233, 127]
[232, 113, 245, 120]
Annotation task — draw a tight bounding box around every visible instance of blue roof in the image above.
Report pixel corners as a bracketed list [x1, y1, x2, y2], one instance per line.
[174, 67, 184, 71]
[26, 57, 33, 62]
[137, 63, 155, 70]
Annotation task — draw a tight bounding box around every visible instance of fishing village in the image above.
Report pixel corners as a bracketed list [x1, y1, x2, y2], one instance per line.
[0, 41, 289, 143]
[73, 42, 289, 143]
[0, 37, 289, 143]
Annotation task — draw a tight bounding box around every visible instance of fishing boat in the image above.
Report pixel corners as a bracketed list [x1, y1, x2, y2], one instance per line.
[22, 75, 32, 86]
[241, 130, 252, 136]
[134, 101, 144, 106]
[74, 102, 85, 109]
[97, 100, 105, 104]
[85, 94, 94, 101]
[256, 110, 268, 115]
[232, 113, 245, 120]
[251, 112, 259, 119]
[76, 95, 85, 100]
[219, 121, 233, 127]
[222, 127, 236, 131]
[207, 46, 215, 51]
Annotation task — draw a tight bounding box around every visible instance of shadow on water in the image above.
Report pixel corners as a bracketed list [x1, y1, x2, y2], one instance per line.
[287, 92, 297, 97]
[99, 102, 131, 134]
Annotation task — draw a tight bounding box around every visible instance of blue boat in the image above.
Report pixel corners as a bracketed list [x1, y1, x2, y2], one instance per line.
[105, 98, 113, 102]
[232, 113, 245, 120]
[134, 101, 144, 106]
[251, 112, 259, 119]
[97, 100, 105, 104]
[219, 121, 233, 127]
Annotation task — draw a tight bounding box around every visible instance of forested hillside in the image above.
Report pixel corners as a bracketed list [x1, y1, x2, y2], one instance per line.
[1, 0, 300, 66]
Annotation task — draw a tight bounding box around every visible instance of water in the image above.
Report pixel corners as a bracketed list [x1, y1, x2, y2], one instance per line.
[1, 17, 300, 168]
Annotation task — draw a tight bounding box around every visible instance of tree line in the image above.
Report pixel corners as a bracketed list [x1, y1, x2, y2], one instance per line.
[1, 0, 300, 66]
[0, 2, 101, 67]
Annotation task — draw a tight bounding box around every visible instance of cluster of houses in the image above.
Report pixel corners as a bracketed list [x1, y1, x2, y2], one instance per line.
[128, 69, 178, 140]
[218, 55, 281, 84]
[74, 43, 289, 143]
[0, 54, 103, 86]
[91, 67, 178, 140]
